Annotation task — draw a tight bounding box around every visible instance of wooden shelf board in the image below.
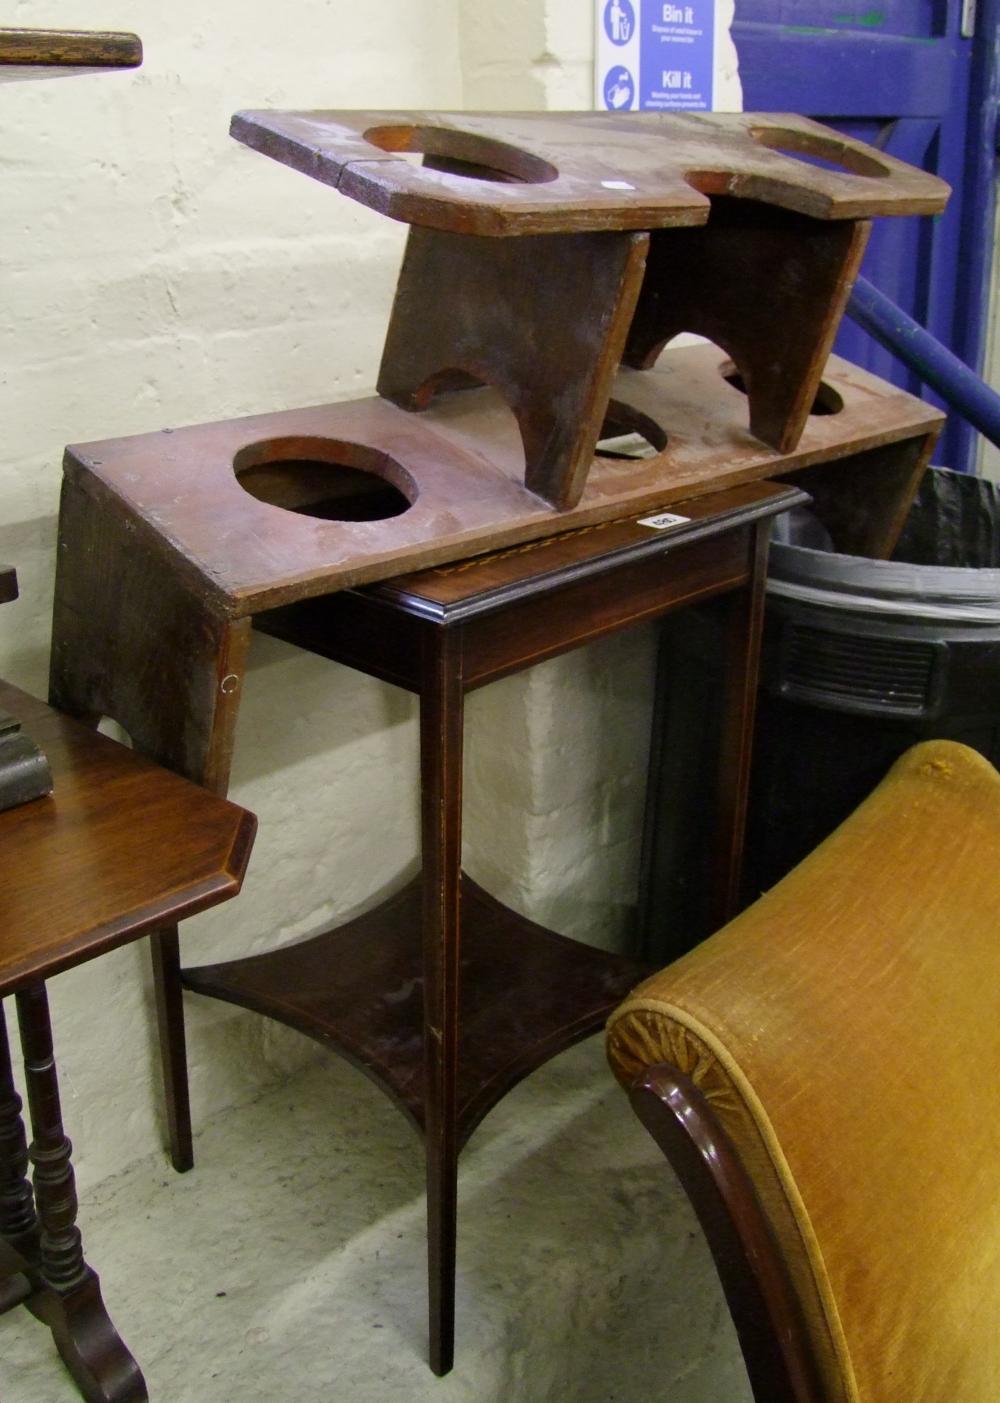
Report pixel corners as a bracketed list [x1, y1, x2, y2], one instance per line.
[0, 28, 141, 79]
[182, 875, 649, 1146]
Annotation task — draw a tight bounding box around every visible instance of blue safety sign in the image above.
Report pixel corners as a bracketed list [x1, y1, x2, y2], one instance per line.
[595, 0, 715, 111]
[603, 0, 636, 45]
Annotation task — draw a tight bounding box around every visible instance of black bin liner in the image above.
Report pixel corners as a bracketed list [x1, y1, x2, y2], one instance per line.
[640, 468, 1000, 963]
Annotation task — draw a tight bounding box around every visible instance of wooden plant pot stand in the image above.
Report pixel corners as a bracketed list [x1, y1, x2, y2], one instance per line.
[0, 683, 254, 1403]
[231, 108, 948, 507]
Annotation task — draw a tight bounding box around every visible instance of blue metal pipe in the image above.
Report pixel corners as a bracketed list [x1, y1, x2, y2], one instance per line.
[846, 275, 1000, 454]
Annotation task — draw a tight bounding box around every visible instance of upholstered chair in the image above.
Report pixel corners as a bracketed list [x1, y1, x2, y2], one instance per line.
[607, 739, 1000, 1403]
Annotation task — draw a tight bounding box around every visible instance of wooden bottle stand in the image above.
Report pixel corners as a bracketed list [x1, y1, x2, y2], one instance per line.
[231, 108, 948, 506]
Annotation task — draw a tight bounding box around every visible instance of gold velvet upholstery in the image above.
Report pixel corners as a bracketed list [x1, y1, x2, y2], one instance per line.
[607, 740, 1000, 1403]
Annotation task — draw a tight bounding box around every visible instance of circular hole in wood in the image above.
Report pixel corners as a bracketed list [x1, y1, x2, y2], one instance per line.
[720, 364, 844, 417]
[364, 124, 558, 185]
[234, 437, 415, 522]
[750, 126, 889, 179]
[596, 399, 668, 459]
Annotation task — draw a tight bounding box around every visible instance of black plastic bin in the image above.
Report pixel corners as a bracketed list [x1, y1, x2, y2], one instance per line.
[640, 468, 1000, 963]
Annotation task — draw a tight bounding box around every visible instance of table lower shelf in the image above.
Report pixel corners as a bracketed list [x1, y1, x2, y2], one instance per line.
[182, 874, 649, 1147]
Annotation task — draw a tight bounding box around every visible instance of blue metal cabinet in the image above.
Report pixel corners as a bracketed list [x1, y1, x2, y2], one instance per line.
[733, 0, 999, 470]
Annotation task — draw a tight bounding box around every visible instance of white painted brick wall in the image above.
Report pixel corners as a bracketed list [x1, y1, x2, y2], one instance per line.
[2, 0, 739, 1189]
[3, 0, 458, 1186]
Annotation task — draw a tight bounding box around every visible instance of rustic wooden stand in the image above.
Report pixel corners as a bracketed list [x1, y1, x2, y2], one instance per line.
[231, 108, 948, 506]
[0, 683, 255, 1403]
[48, 346, 943, 1374]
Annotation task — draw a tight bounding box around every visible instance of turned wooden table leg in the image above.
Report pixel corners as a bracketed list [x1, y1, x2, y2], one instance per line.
[711, 522, 771, 928]
[420, 626, 465, 1377]
[16, 982, 147, 1403]
[0, 999, 36, 1311]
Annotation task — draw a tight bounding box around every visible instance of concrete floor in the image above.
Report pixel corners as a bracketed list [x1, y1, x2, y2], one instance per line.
[4, 1040, 752, 1403]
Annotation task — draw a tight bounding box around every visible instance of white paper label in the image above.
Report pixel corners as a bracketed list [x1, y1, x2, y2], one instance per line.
[637, 511, 690, 530]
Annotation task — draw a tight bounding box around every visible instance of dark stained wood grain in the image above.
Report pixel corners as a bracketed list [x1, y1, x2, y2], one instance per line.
[230, 110, 948, 236]
[183, 877, 648, 1144]
[419, 625, 465, 1375]
[0, 29, 141, 79]
[375, 479, 796, 616]
[11, 985, 149, 1402]
[254, 482, 802, 692]
[0, 681, 254, 1402]
[0, 682, 255, 994]
[0, 1007, 35, 1254]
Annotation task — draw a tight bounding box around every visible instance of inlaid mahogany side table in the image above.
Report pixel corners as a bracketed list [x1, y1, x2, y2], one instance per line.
[48, 345, 944, 1374]
[181, 477, 804, 1375]
[0, 681, 255, 1403]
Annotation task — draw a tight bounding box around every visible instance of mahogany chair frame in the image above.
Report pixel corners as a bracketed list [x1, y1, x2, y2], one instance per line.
[630, 1063, 826, 1403]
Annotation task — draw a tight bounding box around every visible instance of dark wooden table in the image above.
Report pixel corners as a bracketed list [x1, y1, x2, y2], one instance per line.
[153, 479, 802, 1375]
[0, 682, 255, 1403]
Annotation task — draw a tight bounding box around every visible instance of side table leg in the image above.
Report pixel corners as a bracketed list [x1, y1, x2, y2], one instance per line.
[0, 999, 37, 1310]
[420, 629, 465, 1376]
[712, 522, 771, 927]
[150, 926, 193, 1172]
[16, 983, 147, 1403]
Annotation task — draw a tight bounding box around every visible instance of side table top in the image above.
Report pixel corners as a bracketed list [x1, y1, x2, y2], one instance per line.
[0, 681, 256, 994]
[371, 479, 804, 623]
[230, 110, 950, 236]
[0, 28, 141, 81]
